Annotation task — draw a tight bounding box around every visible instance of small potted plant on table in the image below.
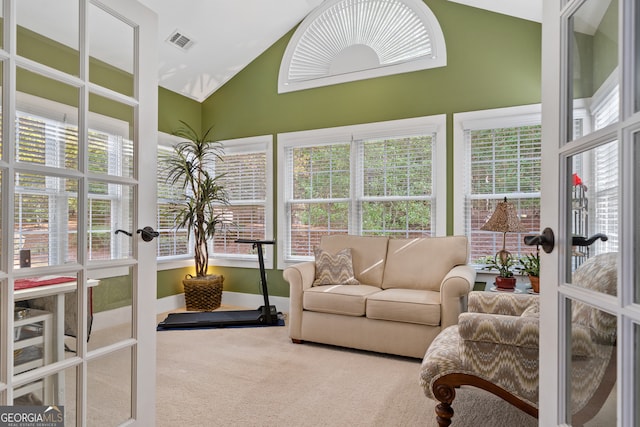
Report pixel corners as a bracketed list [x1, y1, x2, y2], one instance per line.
[165, 121, 229, 311]
[518, 250, 540, 293]
[483, 253, 517, 290]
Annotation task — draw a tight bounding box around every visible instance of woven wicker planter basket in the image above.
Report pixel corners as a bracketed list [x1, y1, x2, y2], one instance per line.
[183, 275, 224, 311]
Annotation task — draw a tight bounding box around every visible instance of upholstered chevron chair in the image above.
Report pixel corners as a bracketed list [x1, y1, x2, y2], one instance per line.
[420, 252, 617, 427]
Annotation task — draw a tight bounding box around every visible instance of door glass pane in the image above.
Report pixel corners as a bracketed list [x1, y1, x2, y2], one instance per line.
[88, 94, 134, 178]
[16, 70, 79, 170]
[14, 273, 80, 370]
[635, 323, 640, 424]
[636, 2, 640, 113]
[87, 267, 133, 350]
[87, 347, 132, 426]
[568, 299, 617, 425]
[14, 173, 79, 268]
[0, 1, 4, 49]
[568, 0, 618, 142]
[13, 366, 76, 423]
[16, 0, 79, 77]
[568, 141, 618, 283]
[89, 4, 134, 97]
[88, 182, 133, 261]
[635, 132, 640, 303]
[0, 63, 3, 157]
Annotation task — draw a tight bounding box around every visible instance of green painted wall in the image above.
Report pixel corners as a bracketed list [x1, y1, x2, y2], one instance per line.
[188, 0, 542, 298]
[158, 87, 201, 134]
[593, 0, 618, 92]
[572, 0, 618, 99]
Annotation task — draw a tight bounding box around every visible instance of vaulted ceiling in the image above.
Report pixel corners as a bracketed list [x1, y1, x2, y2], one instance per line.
[136, 0, 542, 102]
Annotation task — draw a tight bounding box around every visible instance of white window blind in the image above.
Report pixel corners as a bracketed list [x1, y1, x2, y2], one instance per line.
[211, 150, 267, 256]
[156, 145, 190, 258]
[464, 124, 542, 263]
[593, 84, 619, 130]
[593, 141, 618, 253]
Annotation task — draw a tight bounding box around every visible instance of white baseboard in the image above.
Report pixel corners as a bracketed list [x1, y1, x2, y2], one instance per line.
[92, 292, 290, 331]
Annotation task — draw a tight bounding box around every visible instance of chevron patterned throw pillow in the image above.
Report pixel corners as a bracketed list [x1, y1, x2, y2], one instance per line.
[313, 247, 360, 286]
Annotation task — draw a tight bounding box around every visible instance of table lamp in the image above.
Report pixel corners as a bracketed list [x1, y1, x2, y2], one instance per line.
[481, 197, 526, 263]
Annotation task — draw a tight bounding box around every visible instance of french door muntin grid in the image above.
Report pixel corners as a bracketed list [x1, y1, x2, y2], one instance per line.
[544, 0, 639, 424]
[0, 0, 153, 422]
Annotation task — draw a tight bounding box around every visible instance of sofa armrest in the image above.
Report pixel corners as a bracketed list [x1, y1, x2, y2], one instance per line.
[458, 312, 539, 348]
[439, 264, 476, 329]
[468, 291, 539, 316]
[282, 261, 316, 339]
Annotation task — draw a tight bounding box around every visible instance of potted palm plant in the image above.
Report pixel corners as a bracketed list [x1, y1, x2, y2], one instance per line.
[165, 121, 229, 311]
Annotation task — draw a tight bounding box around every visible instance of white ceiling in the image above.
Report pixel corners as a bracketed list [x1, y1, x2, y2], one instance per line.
[137, 0, 325, 102]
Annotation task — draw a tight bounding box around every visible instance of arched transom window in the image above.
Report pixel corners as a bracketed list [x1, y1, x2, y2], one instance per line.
[278, 0, 447, 93]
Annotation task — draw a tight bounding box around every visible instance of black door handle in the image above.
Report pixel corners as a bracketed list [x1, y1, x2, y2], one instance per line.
[115, 227, 159, 242]
[523, 227, 555, 254]
[137, 226, 160, 242]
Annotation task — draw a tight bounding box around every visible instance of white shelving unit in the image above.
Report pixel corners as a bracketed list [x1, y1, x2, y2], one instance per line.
[13, 308, 53, 403]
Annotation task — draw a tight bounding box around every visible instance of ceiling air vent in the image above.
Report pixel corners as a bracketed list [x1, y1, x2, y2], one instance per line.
[166, 30, 194, 51]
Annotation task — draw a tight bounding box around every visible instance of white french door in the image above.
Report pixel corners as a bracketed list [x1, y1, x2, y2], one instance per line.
[0, 0, 157, 425]
[541, 0, 639, 425]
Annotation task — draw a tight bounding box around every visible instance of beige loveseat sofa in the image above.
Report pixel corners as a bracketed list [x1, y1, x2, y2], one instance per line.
[283, 235, 476, 358]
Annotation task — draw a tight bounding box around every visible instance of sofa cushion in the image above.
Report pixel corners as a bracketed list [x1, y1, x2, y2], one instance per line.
[303, 284, 382, 316]
[313, 247, 360, 286]
[366, 289, 441, 326]
[382, 236, 469, 291]
[320, 235, 389, 287]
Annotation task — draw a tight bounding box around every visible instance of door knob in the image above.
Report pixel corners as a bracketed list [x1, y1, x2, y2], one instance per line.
[115, 227, 159, 242]
[137, 226, 160, 242]
[523, 227, 555, 253]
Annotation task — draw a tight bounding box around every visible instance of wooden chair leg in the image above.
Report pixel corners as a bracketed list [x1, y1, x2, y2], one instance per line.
[432, 380, 457, 427]
[435, 402, 454, 427]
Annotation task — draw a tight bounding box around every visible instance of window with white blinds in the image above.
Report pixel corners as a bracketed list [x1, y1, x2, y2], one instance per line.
[359, 135, 434, 236]
[14, 101, 129, 266]
[211, 148, 268, 257]
[156, 134, 273, 267]
[455, 107, 542, 264]
[278, 115, 445, 264]
[157, 143, 190, 258]
[572, 83, 620, 257]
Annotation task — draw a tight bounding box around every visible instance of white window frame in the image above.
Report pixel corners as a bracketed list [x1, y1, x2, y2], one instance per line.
[277, 115, 446, 269]
[157, 134, 274, 270]
[453, 103, 542, 269]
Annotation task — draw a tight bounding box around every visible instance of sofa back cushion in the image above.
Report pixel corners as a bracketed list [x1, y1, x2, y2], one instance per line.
[382, 236, 469, 291]
[319, 235, 389, 287]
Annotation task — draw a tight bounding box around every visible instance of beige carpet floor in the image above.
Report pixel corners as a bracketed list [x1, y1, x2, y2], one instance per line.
[155, 314, 541, 427]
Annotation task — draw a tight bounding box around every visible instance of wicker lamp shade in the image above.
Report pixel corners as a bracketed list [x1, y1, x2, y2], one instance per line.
[481, 197, 525, 264]
[481, 197, 526, 233]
